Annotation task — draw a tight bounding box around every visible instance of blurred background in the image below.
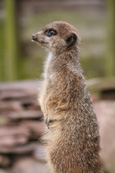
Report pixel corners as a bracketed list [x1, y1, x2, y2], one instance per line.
[0, 0, 114, 81]
[0, 0, 115, 173]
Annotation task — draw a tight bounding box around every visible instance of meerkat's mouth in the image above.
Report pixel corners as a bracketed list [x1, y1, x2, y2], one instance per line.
[32, 39, 49, 45]
[39, 41, 49, 44]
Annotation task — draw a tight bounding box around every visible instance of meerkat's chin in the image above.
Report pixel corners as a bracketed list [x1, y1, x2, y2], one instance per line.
[35, 41, 49, 46]
[35, 42, 49, 50]
[31, 39, 49, 45]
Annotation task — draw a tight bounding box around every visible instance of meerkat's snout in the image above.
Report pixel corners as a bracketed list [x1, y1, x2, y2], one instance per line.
[32, 34, 37, 41]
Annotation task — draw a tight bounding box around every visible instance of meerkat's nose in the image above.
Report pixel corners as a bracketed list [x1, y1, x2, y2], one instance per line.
[32, 34, 37, 41]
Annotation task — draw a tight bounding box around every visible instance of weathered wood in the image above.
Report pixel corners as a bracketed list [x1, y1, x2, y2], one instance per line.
[0, 126, 30, 137]
[0, 80, 44, 159]
[4, 0, 18, 81]
[0, 155, 11, 167]
[87, 77, 115, 91]
[0, 110, 43, 120]
[0, 136, 28, 147]
[0, 81, 42, 101]
[20, 0, 105, 12]
[0, 10, 4, 82]
[0, 143, 38, 154]
[21, 121, 45, 136]
[0, 80, 42, 91]
[105, 0, 115, 76]
[0, 91, 37, 101]
[0, 101, 22, 111]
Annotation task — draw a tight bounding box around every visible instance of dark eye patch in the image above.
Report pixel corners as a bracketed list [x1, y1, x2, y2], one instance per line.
[45, 29, 57, 37]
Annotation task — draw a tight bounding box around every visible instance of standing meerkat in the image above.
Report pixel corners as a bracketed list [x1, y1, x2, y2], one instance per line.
[32, 21, 102, 173]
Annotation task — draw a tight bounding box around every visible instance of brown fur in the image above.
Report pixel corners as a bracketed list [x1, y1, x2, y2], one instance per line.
[32, 21, 102, 173]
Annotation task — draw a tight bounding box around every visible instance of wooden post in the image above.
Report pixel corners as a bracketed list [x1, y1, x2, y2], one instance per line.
[0, 19, 4, 81]
[105, 0, 115, 76]
[4, 0, 18, 81]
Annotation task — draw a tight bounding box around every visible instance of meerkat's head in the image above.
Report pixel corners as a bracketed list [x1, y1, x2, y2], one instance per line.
[32, 21, 80, 53]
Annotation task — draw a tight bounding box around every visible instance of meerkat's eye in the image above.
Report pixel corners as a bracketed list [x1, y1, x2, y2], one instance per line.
[45, 29, 57, 37]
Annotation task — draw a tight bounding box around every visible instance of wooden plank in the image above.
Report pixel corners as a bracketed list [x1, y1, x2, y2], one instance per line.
[4, 0, 18, 81]
[87, 77, 115, 91]
[0, 13, 4, 81]
[0, 101, 22, 111]
[0, 155, 11, 167]
[105, 0, 115, 76]
[0, 143, 38, 154]
[21, 121, 45, 136]
[0, 136, 28, 147]
[0, 126, 30, 137]
[0, 110, 43, 120]
[0, 81, 42, 101]
[0, 80, 42, 90]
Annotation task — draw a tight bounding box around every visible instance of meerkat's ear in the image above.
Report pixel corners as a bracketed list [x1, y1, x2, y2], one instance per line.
[65, 33, 77, 47]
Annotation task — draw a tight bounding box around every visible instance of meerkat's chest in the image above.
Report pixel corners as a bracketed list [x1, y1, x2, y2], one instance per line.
[43, 52, 56, 83]
[43, 52, 52, 78]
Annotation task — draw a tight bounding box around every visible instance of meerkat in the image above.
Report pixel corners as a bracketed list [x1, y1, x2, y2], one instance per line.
[32, 21, 102, 173]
